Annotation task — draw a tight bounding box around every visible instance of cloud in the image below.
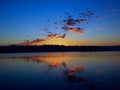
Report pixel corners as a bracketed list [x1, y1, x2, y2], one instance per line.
[18, 33, 66, 46]
[75, 19, 89, 24]
[96, 16, 104, 19]
[63, 18, 88, 26]
[67, 28, 83, 34]
[65, 18, 75, 26]
[48, 33, 66, 39]
[61, 8, 103, 35]
[79, 8, 94, 18]
[17, 8, 102, 46]
[61, 11, 91, 34]
[19, 38, 46, 46]
[62, 26, 83, 34]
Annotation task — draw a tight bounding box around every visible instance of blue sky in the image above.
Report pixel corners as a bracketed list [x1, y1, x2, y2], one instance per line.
[0, 0, 120, 46]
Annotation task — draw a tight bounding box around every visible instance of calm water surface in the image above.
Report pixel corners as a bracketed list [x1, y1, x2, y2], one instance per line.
[0, 52, 120, 90]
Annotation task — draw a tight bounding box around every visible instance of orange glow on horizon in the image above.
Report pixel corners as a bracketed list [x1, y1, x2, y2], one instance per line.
[0, 37, 120, 46]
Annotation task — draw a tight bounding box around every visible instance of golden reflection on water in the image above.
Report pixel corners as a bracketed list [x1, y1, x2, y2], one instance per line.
[25, 56, 69, 66]
[0, 52, 120, 89]
[21, 53, 88, 84]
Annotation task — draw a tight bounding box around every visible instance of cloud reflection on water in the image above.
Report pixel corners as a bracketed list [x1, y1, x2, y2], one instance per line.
[22, 55, 96, 90]
[1, 52, 119, 90]
[22, 55, 94, 84]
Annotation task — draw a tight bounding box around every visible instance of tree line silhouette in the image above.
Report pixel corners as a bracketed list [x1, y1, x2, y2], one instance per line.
[0, 45, 120, 53]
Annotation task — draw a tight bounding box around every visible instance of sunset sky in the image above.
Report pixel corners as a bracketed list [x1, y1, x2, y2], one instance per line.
[0, 0, 120, 46]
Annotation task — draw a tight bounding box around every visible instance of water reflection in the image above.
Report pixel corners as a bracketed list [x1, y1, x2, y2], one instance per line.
[24, 56, 67, 67]
[19, 55, 96, 89]
[64, 66, 86, 83]
[0, 52, 120, 90]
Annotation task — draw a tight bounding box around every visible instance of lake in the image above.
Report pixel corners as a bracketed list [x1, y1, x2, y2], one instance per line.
[0, 52, 120, 90]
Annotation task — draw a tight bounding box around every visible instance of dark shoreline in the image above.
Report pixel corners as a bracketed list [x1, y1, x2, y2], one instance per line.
[0, 45, 120, 53]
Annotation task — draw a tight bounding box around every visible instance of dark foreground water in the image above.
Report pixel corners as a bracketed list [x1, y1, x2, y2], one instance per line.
[0, 52, 120, 90]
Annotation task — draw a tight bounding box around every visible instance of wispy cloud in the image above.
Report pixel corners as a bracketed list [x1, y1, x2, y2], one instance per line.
[18, 33, 66, 46]
[19, 39, 46, 46]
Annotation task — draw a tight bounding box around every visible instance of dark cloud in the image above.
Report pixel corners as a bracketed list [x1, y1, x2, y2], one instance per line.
[75, 19, 89, 24]
[61, 9, 95, 34]
[47, 33, 66, 39]
[62, 26, 83, 34]
[63, 18, 88, 26]
[79, 8, 94, 18]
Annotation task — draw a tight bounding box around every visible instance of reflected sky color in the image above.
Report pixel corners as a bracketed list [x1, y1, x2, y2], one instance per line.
[0, 52, 120, 89]
[0, 0, 120, 46]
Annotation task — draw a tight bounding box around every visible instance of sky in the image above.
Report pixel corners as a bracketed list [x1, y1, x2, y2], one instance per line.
[0, 0, 120, 46]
